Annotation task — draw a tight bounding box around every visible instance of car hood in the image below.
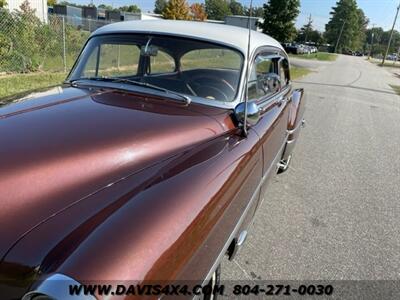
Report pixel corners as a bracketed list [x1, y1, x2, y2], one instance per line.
[0, 85, 234, 259]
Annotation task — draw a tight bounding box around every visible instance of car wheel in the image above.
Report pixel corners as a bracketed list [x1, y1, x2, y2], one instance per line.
[202, 264, 221, 300]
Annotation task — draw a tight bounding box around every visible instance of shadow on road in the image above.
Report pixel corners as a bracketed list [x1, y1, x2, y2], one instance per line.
[293, 80, 397, 96]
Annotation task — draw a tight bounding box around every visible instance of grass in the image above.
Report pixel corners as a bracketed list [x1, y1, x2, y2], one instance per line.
[291, 66, 312, 79]
[0, 72, 66, 99]
[290, 52, 338, 61]
[369, 59, 400, 69]
[390, 85, 400, 96]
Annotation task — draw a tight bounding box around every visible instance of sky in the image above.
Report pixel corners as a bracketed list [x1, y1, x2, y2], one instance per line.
[70, 0, 400, 31]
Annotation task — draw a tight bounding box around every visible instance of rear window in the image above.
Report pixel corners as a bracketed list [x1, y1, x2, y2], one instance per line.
[181, 49, 241, 70]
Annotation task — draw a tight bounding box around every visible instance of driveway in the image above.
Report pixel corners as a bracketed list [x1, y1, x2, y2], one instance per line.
[222, 55, 400, 281]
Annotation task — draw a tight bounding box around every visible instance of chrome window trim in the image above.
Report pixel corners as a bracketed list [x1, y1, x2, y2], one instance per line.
[68, 33, 288, 110]
[243, 46, 290, 108]
[257, 84, 292, 109]
[67, 33, 246, 110]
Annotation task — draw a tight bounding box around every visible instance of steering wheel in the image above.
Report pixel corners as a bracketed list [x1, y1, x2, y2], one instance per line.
[187, 75, 236, 101]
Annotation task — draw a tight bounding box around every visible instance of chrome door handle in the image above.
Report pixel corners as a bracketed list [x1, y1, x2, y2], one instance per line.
[276, 96, 285, 106]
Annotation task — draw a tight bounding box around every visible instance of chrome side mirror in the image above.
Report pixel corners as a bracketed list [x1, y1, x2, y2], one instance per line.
[234, 101, 260, 127]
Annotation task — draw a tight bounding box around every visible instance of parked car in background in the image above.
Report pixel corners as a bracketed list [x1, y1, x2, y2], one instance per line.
[343, 49, 354, 56]
[387, 53, 398, 61]
[284, 43, 301, 54]
[283, 43, 318, 55]
[303, 45, 312, 54]
[0, 20, 305, 300]
[284, 43, 308, 55]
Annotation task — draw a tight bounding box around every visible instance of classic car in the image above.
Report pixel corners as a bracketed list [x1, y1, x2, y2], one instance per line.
[0, 20, 305, 299]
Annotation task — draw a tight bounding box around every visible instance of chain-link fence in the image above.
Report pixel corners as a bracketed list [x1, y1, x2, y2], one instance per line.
[0, 8, 115, 74]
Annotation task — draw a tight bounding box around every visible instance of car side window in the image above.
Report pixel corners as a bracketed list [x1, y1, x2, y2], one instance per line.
[149, 50, 175, 74]
[247, 54, 279, 100]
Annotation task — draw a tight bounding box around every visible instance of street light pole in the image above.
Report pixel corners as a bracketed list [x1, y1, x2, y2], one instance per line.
[334, 20, 346, 54]
[382, 2, 400, 65]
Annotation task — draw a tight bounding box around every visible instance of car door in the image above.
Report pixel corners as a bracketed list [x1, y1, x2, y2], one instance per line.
[248, 50, 291, 198]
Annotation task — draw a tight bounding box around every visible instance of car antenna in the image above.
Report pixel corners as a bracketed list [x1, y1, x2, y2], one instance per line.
[243, 0, 253, 137]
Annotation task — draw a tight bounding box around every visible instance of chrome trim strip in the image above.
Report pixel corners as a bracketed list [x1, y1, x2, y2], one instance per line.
[257, 85, 292, 110]
[22, 273, 96, 300]
[286, 139, 296, 144]
[237, 230, 248, 246]
[201, 135, 288, 287]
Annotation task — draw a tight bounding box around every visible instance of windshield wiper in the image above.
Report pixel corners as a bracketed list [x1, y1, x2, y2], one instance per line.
[68, 77, 191, 105]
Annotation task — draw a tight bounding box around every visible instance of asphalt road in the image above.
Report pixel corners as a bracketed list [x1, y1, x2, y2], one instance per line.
[222, 55, 400, 281]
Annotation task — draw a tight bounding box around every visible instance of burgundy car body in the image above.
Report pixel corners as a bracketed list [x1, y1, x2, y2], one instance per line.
[0, 20, 305, 299]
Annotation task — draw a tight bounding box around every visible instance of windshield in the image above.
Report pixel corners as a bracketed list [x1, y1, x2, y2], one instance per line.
[68, 34, 244, 103]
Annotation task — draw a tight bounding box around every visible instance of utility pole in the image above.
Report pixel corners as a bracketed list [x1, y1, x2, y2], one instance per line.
[369, 24, 376, 59]
[382, 2, 400, 65]
[334, 19, 346, 54]
[305, 14, 312, 43]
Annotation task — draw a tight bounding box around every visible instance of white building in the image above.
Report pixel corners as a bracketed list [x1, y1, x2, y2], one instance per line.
[122, 12, 163, 21]
[6, 0, 48, 22]
[224, 15, 262, 32]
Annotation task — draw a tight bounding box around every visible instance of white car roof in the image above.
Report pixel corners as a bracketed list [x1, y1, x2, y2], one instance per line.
[92, 20, 284, 55]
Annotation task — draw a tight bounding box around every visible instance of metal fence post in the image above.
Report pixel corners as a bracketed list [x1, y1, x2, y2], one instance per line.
[62, 15, 67, 73]
[118, 45, 121, 69]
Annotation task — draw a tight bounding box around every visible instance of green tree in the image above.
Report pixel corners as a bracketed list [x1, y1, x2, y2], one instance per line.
[365, 27, 400, 57]
[162, 0, 191, 20]
[259, 0, 300, 42]
[229, 0, 244, 15]
[366, 27, 384, 45]
[98, 4, 113, 10]
[355, 8, 369, 50]
[59, 1, 82, 7]
[205, 0, 231, 21]
[247, 6, 264, 18]
[295, 15, 323, 44]
[302, 16, 313, 42]
[154, 0, 167, 14]
[47, 0, 57, 6]
[119, 5, 141, 13]
[324, 0, 368, 53]
[296, 24, 324, 46]
[0, 0, 7, 8]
